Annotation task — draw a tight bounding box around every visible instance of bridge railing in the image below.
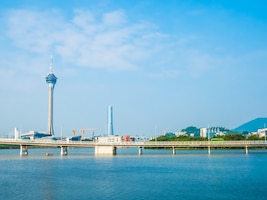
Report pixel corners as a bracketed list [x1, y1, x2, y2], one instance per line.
[91, 140, 267, 146]
[0, 138, 267, 146]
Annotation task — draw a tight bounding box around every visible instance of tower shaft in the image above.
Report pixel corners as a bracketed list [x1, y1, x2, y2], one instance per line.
[47, 84, 55, 135]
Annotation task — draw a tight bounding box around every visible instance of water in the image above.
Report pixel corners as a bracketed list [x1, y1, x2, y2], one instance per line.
[1, 148, 267, 200]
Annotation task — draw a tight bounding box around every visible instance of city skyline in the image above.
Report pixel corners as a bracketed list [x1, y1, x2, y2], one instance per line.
[0, 0, 267, 137]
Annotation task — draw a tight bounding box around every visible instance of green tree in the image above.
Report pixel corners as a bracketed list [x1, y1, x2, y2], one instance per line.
[181, 126, 200, 136]
[247, 134, 261, 140]
[222, 134, 245, 140]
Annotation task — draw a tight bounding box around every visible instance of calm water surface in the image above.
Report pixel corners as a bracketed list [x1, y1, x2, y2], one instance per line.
[0, 148, 267, 200]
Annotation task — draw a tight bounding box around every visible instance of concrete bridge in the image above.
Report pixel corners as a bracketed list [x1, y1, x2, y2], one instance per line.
[0, 138, 267, 156]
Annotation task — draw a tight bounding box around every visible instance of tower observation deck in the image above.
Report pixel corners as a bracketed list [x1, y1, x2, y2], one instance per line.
[45, 56, 57, 135]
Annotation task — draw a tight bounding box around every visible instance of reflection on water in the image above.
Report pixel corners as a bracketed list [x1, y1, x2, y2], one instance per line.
[0, 148, 267, 200]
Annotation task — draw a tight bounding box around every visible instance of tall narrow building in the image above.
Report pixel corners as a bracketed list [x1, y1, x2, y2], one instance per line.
[107, 105, 114, 136]
[45, 56, 57, 135]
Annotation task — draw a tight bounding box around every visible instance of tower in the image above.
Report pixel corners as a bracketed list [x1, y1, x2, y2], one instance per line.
[107, 105, 114, 136]
[45, 56, 57, 135]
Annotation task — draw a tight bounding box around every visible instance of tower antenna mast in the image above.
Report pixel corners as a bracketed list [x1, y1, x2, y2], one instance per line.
[49, 55, 53, 74]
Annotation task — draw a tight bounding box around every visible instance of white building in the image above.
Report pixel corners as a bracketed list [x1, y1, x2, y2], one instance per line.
[257, 128, 267, 138]
[14, 128, 19, 140]
[200, 128, 207, 138]
[96, 135, 123, 143]
[174, 131, 187, 137]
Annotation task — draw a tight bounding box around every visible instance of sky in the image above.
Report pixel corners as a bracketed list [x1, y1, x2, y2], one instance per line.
[1, 0, 267, 138]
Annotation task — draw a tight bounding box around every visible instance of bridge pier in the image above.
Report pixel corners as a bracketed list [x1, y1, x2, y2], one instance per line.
[208, 146, 211, 155]
[138, 146, 143, 155]
[244, 146, 248, 154]
[20, 145, 28, 156]
[60, 146, 68, 156]
[95, 146, 117, 155]
[172, 146, 176, 155]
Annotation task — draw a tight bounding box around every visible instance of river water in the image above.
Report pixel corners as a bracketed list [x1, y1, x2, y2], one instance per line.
[0, 148, 267, 200]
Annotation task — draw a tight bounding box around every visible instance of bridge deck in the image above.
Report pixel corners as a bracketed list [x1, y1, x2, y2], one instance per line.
[0, 139, 267, 148]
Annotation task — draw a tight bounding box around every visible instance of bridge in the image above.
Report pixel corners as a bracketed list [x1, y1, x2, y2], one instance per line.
[0, 139, 267, 156]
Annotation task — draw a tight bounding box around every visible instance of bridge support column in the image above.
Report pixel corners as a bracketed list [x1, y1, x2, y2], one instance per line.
[244, 146, 248, 155]
[113, 147, 117, 155]
[60, 146, 68, 156]
[138, 146, 142, 155]
[172, 146, 176, 155]
[208, 146, 211, 155]
[20, 145, 28, 156]
[95, 146, 117, 155]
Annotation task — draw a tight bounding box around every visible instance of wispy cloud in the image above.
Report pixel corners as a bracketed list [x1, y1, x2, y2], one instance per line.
[3, 7, 256, 80]
[4, 8, 162, 71]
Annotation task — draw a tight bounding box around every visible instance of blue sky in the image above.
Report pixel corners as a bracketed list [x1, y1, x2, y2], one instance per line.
[1, 0, 267, 138]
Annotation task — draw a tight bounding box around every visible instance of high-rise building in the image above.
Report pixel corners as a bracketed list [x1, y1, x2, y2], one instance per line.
[45, 56, 57, 135]
[107, 105, 114, 136]
[200, 128, 207, 138]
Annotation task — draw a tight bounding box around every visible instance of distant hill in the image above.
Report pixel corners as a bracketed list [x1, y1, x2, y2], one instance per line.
[233, 118, 267, 133]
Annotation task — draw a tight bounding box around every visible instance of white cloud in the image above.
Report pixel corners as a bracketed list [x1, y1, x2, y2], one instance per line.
[2, 7, 242, 79]
[4, 8, 161, 71]
[72, 9, 95, 28]
[6, 9, 61, 53]
[102, 10, 127, 26]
